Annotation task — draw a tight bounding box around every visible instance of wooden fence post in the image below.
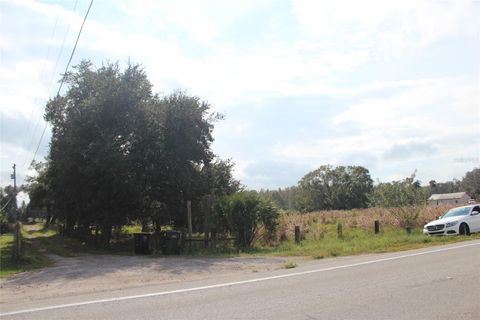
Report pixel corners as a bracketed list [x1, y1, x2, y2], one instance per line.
[187, 200, 192, 250]
[211, 228, 217, 250]
[203, 195, 211, 249]
[337, 223, 343, 239]
[295, 226, 300, 244]
[13, 221, 21, 261]
[374, 220, 380, 234]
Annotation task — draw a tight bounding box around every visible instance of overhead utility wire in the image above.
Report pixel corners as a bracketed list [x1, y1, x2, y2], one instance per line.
[0, 196, 14, 212]
[31, 0, 94, 166]
[23, 0, 71, 169]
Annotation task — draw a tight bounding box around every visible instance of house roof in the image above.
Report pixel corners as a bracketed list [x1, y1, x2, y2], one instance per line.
[428, 192, 469, 201]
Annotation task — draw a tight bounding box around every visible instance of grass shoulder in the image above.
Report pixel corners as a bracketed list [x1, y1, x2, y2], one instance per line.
[0, 232, 53, 278]
[250, 227, 480, 258]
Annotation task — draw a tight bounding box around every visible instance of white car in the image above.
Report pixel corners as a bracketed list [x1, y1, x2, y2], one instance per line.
[423, 204, 480, 236]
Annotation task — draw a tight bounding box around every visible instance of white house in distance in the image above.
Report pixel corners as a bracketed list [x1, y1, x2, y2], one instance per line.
[428, 192, 471, 206]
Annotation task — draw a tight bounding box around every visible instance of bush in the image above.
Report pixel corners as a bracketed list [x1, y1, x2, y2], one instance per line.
[0, 211, 10, 234]
[216, 192, 279, 248]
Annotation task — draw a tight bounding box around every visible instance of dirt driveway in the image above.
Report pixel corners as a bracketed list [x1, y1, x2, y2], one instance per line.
[0, 253, 295, 304]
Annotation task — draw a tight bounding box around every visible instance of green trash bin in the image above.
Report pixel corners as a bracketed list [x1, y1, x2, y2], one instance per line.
[134, 232, 151, 254]
[161, 230, 181, 255]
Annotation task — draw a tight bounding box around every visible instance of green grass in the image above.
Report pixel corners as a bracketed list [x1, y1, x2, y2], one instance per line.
[21, 223, 56, 238]
[1, 223, 137, 278]
[283, 261, 297, 269]
[35, 232, 135, 256]
[172, 224, 480, 259]
[252, 226, 480, 258]
[0, 233, 53, 278]
[121, 225, 142, 235]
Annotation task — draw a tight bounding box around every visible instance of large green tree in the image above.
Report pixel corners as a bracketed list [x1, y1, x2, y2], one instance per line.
[427, 179, 461, 196]
[45, 61, 148, 242]
[25, 161, 53, 222]
[369, 173, 429, 227]
[0, 185, 17, 225]
[369, 173, 427, 208]
[258, 187, 298, 211]
[296, 165, 373, 212]
[40, 60, 237, 244]
[461, 168, 480, 200]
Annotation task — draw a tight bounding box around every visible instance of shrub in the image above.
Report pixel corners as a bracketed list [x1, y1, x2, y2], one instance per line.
[216, 192, 279, 248]
[0, 211, 10, 234]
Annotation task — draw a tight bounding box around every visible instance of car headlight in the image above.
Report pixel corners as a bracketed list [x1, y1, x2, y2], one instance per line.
[446, 221, 458, 228]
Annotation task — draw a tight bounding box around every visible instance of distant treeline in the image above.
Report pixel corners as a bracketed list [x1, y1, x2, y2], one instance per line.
[258, 166, 479, 212]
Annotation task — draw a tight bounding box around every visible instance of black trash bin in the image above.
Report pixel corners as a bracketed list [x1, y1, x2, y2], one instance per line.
[161, 230, 181, 255]
[134, 232, 151, 254]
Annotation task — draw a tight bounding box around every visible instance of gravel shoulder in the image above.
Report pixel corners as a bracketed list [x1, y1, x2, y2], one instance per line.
[0, 253, 299, 304]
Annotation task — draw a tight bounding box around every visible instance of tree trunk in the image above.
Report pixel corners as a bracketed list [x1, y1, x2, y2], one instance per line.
[65, 217, 74, 236]
[101, 223, 112, 246]
[141, 218, 148, 232]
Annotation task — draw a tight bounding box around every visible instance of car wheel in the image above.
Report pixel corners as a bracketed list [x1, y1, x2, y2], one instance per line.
[459, 223, 470, 236]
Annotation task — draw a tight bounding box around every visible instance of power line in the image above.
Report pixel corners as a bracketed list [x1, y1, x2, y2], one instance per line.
[22, 0, 69, 169]
[0, 196, 14, 212]
[52, 0, 80, 83]
[31, 0, 94, 167]
[1, 164, 16, 212]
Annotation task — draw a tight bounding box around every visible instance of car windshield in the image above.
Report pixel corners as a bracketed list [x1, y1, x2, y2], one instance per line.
[441, 207, 470, 218]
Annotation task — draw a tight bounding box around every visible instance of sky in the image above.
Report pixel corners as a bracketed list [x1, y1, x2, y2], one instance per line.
[1, 0, 479, 192]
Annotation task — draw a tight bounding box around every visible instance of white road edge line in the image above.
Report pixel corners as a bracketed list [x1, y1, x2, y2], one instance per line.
[1, 241, 479, 317]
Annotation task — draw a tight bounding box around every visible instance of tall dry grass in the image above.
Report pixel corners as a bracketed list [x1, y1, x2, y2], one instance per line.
[274, 205, 454, 242]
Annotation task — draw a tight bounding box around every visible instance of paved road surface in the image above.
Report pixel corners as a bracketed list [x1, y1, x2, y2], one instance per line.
[1, 240, 479, 320]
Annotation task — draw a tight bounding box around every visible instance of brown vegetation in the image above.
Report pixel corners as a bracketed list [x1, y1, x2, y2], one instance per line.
[274, 205, 454, 242]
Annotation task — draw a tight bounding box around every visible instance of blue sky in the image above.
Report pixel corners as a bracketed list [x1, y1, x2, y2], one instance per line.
[1, 0, 479, 191]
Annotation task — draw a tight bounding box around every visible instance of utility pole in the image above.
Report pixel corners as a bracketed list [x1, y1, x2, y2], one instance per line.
[12, 164, 16, 188]
[10, 164, 17, 222]
[11, 163, 20, 261]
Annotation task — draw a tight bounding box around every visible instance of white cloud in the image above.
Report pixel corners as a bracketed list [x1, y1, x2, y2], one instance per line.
[11, 0, 476, 113]
[275, 76, 480, 179]
[292, 0, 403, 37]
[4, 1, 374, 108]
[230, 159, 255, 182]
[292, 0, 478, 51]
[114, 0, 273, 44]
[0, 141, 38, 186]
[275, 133, 383, 165]
[0, 60, 52, 119]
[333, 77, 479, 137]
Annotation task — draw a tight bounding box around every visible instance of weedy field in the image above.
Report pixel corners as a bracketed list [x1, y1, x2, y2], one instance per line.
[250, 205, 480, 258]
[275, 205, 450, 241]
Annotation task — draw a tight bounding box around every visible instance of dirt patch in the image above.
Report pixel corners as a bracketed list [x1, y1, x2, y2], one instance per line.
[0, 253, 296, 304]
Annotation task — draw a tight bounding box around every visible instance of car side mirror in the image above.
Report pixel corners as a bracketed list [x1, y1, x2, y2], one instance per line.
[471, 211, 479, 216]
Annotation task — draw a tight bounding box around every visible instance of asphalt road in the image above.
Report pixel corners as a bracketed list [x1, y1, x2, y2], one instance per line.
[2, 240, 480, 320]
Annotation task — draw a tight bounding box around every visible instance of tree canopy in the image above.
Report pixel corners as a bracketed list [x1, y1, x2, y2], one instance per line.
[296, 165, 373, 212]
[37, 60, 239, 243]
[369, 173, 427, 208]
[461, 167, 480, 200]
